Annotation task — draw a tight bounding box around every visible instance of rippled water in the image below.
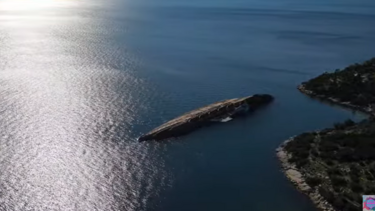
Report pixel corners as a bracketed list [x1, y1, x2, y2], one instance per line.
[0, 0, 374, 210]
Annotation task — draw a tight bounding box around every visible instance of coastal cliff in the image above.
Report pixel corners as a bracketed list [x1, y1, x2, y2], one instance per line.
[278, 58, 375, 211]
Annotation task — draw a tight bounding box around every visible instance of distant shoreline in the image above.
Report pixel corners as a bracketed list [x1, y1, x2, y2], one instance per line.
[297, 84, 374, 117]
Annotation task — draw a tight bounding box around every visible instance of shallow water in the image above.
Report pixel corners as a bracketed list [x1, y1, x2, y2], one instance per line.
[0, 0, 374, 210]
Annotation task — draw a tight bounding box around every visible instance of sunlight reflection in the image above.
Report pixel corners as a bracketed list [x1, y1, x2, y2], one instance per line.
[0, 0, 74, 11]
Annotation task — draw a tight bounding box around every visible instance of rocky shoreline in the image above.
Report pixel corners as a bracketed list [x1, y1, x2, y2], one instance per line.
[297, 84, 374, 116]
[276, 138, 336, 211]
[278, 58, 375, 211]
[277, 84, 374, 211]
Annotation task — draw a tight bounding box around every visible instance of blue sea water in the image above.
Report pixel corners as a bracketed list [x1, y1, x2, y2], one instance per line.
[0, 0, 374, 210]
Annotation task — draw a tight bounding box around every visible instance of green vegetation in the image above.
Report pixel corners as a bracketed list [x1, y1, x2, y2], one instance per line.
[284, 58, 375, 211]
[285, 118, 375, 211]
[301, 58, 375, 109]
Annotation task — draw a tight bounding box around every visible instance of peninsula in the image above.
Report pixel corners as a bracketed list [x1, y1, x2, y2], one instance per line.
[298, 57, 375, 115]
[139, 94, 274, 141]
[277, 58, 375, 211]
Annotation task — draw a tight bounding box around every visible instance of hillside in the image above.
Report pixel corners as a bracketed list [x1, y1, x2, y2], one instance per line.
[278, 58, 375, 211]
[299, 58, 375, 114]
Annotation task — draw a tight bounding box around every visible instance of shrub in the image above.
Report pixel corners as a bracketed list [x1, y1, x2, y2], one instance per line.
[350, 182, 363, 192]
[337, 148, 355, 162]
[295, 159, 309, 168]
[344, 119, 355, 127]
[365, 185, 375, 194]
[349, 173, 360, 183]
[332, 197, 345, 210]
[330, 175, 347, 187]
[326, 160, 334, 166]
[319, 141, 339, 152]
[311, 148, 319, 157]
[343, 203, 358, 211]
[365, 171, 374, 180]
[328, 167, 343, 176]
[305, 176, 322, 187]
[319, 187, 334, 203]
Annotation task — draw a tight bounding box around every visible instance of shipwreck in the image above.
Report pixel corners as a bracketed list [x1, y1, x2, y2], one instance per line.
[139, 94, 274, 141]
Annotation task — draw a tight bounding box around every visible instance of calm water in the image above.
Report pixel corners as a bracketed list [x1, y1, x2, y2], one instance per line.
[0, 0, 374, 210]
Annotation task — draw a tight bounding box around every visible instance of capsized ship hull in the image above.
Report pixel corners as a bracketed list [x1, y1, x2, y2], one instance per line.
[138, 94, 274, 141]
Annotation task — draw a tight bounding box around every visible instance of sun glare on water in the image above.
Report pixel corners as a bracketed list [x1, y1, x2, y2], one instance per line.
[0, 0, 69, 11]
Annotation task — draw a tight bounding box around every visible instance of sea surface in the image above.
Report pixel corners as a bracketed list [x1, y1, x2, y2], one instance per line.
[0, 0, 374, 210]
